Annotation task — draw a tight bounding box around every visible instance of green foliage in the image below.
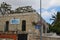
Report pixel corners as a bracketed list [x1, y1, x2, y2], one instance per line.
[47, 24, 53, 32]
[50, 12, 60, 35]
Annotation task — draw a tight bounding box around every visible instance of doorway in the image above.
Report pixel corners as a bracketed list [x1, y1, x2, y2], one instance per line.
[18, 34, 28, 40]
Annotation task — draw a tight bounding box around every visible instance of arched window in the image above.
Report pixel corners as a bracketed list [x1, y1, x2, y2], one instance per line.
[22, 20, 26, 31]
[4, 21, 9, 32]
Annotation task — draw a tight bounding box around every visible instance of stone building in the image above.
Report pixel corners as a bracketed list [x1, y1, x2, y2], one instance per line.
[0, 2, 48, 40]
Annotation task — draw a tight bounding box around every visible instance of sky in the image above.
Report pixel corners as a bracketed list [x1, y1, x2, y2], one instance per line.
[0, 0, 60, 24]
[42, 0, 60, 24]
[0, 0, 40, 10]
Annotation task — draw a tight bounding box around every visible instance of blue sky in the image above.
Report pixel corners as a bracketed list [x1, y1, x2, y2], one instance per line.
[41, 0, 60, 24]
[0, 0, 60, 24]
[41, 6, 60, 24]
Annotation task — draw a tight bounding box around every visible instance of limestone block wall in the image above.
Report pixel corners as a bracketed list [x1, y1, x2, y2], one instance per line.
[28, 29, 40, 40]
[0, 12, 39, 32]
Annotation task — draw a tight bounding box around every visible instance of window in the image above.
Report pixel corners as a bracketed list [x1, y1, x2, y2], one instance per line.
[4, 21, 9, 32]
[22, 20, 26, 31]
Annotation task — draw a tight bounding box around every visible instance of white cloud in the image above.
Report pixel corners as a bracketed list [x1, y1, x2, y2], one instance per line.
[41, 8, 57, 20]
[42, 11, 51, 18]
[50, 0, 60, 6]
[50, 9, 57, 15]
[41, 9, 57, 24]
[41, 11, 51, 23]
[42, 0, 51, 9]
[42, 0, 60, 9]
[41, 0, 60, 24]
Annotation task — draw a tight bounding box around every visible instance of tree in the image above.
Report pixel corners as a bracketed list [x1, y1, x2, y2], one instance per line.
[0, 2, 11, 15]
[47, 23, 52, 33]
[50, 12, 60, 35]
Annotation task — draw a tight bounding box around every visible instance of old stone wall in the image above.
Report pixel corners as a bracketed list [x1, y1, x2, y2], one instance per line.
[0, 12, 39, 32]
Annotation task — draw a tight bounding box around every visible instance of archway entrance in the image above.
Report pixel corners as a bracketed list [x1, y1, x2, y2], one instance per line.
[18, 34, 28, 40]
